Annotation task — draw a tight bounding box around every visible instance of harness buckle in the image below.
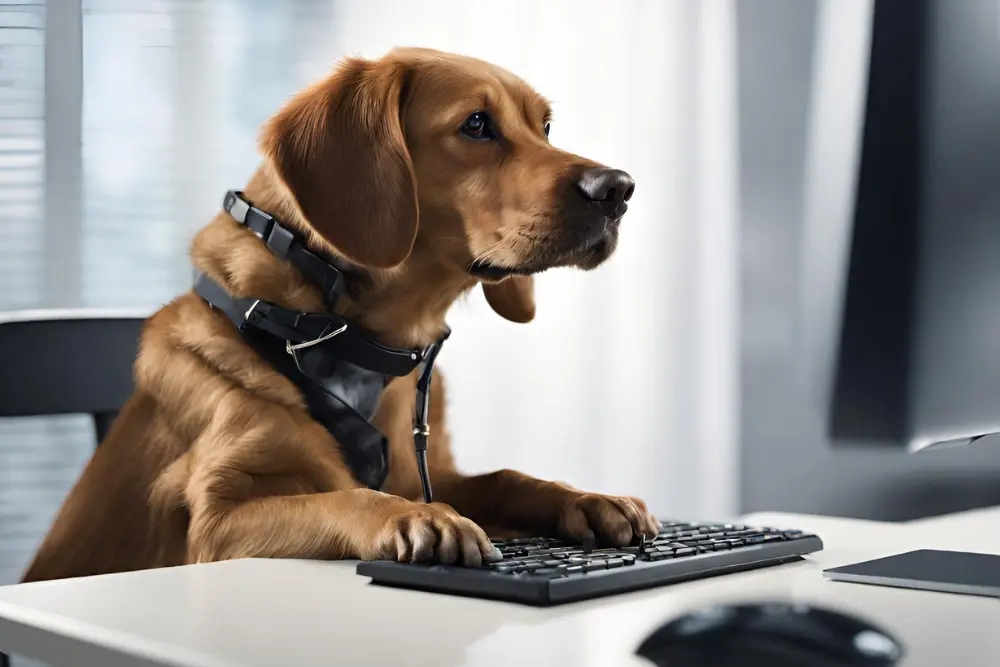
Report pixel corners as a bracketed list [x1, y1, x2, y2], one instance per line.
[224, 190, 250, 223]
[285, 322, 348, 355]
[265, 223, 295, 259]
[246, 209, 275, 244]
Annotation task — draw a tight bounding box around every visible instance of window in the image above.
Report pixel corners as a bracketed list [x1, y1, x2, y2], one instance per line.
[0, 0, 338, 589]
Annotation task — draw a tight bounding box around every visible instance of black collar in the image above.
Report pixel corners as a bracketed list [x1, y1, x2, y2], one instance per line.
[194, 191, 447, 500]
[220, 190, 347, 307]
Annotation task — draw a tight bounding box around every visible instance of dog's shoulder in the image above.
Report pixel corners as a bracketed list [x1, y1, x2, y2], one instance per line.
[138, 291, 306, 418]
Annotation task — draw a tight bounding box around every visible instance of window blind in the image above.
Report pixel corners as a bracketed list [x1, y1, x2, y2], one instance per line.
[0, 1, 60, 598]
[0, 1, 44, 311]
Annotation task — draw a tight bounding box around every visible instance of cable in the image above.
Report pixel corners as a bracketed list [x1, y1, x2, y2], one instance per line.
[412, 333, 448, 504]
[415, 446, 433, 504]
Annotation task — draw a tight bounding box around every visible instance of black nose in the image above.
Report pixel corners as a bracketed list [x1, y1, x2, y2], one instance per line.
[576, 168, 635, 217]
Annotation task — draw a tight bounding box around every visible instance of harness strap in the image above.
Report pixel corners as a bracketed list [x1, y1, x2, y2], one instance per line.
[194, 274, 426, 378]
[197, 190, 450, 501]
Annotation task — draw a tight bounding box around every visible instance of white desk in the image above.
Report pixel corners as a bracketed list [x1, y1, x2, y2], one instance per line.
[1, 509, 998, 667]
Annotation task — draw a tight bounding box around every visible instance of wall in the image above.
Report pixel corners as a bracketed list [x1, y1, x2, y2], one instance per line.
[739, 0, 1000, 521]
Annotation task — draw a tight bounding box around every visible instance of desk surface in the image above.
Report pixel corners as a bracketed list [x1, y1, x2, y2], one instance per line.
[1, 509, 998, 667]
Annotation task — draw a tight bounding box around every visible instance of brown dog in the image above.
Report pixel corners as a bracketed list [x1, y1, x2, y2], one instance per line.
[23, 47, 654, 582]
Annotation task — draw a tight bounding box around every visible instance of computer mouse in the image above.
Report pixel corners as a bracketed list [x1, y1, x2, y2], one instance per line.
[635, 602, 903, 667]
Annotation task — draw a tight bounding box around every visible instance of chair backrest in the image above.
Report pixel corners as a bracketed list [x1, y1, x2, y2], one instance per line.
[0, 309, 148, 443]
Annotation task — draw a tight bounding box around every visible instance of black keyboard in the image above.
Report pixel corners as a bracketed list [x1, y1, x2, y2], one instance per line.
[357, 520, 823, 605]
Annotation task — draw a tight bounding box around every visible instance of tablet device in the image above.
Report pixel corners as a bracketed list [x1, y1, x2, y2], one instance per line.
[823, 549, 1000, 597]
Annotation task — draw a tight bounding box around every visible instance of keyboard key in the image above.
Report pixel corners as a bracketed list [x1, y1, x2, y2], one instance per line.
[660, 522, 690, 530]
[622, 554, 636, 566]
[550, 547, 582, 555]
[584, 560, 608, 572]
[648, 551, 673, 561]
[674, 547, 695, 557]
[681, 539, 711, 547]
[606, 558, 624, 569]
[566, 564, 584, 574]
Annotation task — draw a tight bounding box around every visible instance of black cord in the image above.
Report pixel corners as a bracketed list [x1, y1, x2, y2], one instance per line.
[415, 446, 433, 504]
[413, 332, 448, 504]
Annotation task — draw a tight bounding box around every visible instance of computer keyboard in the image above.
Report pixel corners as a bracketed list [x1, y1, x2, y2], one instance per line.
[356, 520, 823, 605]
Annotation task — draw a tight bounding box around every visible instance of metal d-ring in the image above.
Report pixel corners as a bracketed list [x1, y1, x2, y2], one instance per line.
[285, 323, 348, 355]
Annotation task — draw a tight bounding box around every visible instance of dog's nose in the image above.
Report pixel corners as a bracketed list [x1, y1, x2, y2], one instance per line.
[576, 168, 635, 217]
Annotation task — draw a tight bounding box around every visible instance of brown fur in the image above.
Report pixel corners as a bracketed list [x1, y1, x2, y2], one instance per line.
[23, 48, 654, 582]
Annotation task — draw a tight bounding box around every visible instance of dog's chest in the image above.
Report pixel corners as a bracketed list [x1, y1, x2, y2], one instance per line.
[241, 329, 393, 491]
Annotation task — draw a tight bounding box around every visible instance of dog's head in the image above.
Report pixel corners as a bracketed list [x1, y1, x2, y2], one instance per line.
[260, 47, 634, 325]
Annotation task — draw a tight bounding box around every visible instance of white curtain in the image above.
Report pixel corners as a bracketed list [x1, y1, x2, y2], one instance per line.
[316, 0, 741, 519]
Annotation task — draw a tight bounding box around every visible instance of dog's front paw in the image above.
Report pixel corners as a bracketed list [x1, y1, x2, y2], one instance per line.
[557, 493, 659, 547]
[370, 502, 501, 568]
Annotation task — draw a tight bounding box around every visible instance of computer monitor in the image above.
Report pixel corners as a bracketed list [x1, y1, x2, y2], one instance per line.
[799, 0, 1000, 447]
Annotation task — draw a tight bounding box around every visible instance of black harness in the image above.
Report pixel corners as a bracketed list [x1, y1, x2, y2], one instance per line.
[194, 190, 446, 502]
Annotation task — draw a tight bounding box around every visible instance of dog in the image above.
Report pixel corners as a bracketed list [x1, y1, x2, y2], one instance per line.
[23, 47, 655, 582]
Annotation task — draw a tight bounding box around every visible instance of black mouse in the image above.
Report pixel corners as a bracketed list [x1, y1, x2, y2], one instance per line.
[635, 602, 903, 667]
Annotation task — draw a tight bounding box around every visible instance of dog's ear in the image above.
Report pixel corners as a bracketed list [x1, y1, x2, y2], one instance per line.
[482, 276, 535, 323]
[260, 57, 417, 268]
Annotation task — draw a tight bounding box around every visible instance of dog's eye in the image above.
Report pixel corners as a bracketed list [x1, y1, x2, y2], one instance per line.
[543, 122, 551, 137]
[460, 112, 496, 141]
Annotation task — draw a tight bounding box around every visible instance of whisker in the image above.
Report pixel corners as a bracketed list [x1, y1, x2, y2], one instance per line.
[472, 237, 509, 265]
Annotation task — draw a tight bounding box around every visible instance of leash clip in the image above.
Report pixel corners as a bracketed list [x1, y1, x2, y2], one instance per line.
[285, 323, 348, 355]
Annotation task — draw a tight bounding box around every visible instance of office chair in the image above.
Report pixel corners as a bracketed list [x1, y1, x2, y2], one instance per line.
[0, 310, 146, 667]
[0, 310, 145, 441]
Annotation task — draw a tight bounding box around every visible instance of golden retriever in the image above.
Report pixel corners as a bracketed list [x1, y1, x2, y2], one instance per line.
[23, 47, 653, 582]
